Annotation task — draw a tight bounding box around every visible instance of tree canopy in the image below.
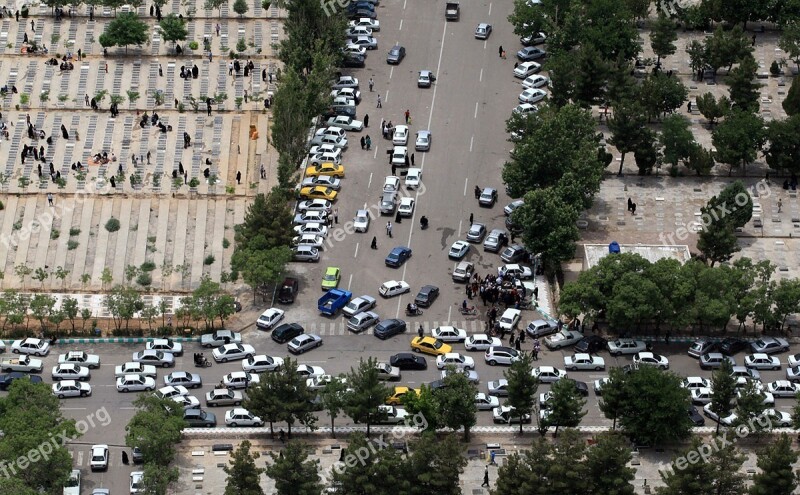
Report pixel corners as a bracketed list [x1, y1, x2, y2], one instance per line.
[98, 12, 149, 51]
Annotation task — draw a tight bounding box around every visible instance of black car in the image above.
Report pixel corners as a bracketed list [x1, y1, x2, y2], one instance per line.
[0, 372, 42, 391]
[718, 337, 749, 356]
[572, 380, 590, 397]
[346, 1, 374, 11]
[390, 352, 427, 370]
[414, 285, 440, 308]
[428, 379, 447, 390]
[374, 319, 407, 340]
[342, 54, 366, 68]
[183, 408, 217, 427]
[277, 277, 299, 304]
[687, 406, 705, 426]
[347, 9, 377, 19]
[574, 335, 608, 354]
[387, 45, 406, 64]
[272, 323, 304, 343]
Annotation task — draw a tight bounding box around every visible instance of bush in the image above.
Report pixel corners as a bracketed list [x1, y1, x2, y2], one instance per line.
[0, 200, 5, 210]
[69, 227, 81, 236]
[105, 218, 121, 232]
[771, 60, 781, 76]
[188, 41, 199, 50]
[136, 273, 153, 286]
[222, 238, 230, 249]
[204, 255, 215, 265]
[67, 240, 79, 250]
[50, 229, 60, 240]
[140, 261, 156, 272]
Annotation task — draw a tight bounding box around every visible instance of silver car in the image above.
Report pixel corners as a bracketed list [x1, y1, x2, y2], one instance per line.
[352, 35, 378, 50]
[483, 229, 508, 253]
[343, 295, 377, 318]
[200, 330, 242, 348]
[348, 311, 380, 332]
[353, 209, 371, 232]
[466, 223, 486, 242]
[417, 71, 436, 88]
[205, 388, 244, 407]
[288, 334, 323, 354]
[163, 371, 202, 389]
[415, 130, 431, 152]
[293, 245, 320, 262]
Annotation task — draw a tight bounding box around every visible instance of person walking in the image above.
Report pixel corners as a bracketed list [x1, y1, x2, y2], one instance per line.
[105, 62, 108, 73]
[533, 339, 540, 360]
[371, 236, 377, 249]
[778, 198, 783, 213]
[368, 77, 374, 91]
[47, 193, 53, 206]
[364, 114, 369, 127]
[376, 94, 382, 108]
[333, 208, 339, 224]
[482, 467, 490, 487]
[365, 135, 372, 150]
[469, 213, 474, 224]
[410, 153, 415, 166]
[360, 136, 366, 150]
[498, 45, 503, 57]
[474, 185, 481, 199]
[386, 221, 393, 237]
[418, 325, 424, 338]
[404, 109, 410, 124]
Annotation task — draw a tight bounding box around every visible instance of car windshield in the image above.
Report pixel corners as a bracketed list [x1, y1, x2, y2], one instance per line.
[324, 273, 337, 280]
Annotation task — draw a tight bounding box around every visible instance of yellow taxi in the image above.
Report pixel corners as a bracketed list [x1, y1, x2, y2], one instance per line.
[410, 336, 452, 356]
[385, 386, 421, 405]
[305, 162, 345, 178]
[299, 186, 338, 201]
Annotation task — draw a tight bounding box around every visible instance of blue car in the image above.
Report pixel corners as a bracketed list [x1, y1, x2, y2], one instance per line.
[385, 246, 412, 268]
[347, 2, 375, 11]
[374, 319, 407, 340]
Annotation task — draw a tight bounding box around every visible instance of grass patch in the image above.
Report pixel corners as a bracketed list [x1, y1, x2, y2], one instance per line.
[204, 255, 215, 266]
[67, 240, 79, 250]
[105, 218, 121, 232]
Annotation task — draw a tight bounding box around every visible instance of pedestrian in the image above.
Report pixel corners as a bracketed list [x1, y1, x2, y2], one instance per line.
[371, 236, 377, 249]
[376, 94, 382, 108]
[498, 46, 503, 57]
[418, 325, 424, 338]
[391, 164, 396, 175]
[334, 208, 339, 224]
[244, 89, 248, 103]
[509, 333, 515, 347]
[147, 151, 151, 164]
[236, 171, 241, 184]
[84, 94, 89, 106]
[159, 64, 163, 77]
[228, 62, 233, 75]
[30, 19, 34, 31]
[404, 109, 410, 124]
[533, 286, 539, 300]
[533, 339, 540, 360]
[627, 197, 633, 211]
[469, 213, 474, 224]
[122, 451, 129, 465]
[395, 210, 402, 223]
[260, 165, 266, 179]
[278, 429, 285, 443]
[631, 203, 637, 215]
[752, 34, 757, 46]
[364, 114, 369, 127]
[482, 467, 490, 487]
[515, 337, 522, 351]
[47, 193, 53, 206]
[369, 77, 374, 91]
[365, 135, 371, 150]
[778, 198, 783, 213]
[387, 221, 393, 237]
[474, 185, 481, 199]
[518, 330, 525, 344]
[216, 23, 221, 36]
[502, 50, 506, 59]
[105, 62, 108, 73]
[410, 153, 415, 166]
[687, 101, 692, 113]
[77, 48, 81, 60]
[360, 136, 366, 149]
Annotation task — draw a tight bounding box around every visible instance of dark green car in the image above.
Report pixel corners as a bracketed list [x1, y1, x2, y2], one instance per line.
[184, 408, 217, 427]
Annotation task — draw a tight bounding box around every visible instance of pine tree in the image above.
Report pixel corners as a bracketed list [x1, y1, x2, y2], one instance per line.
[224, 440, 265, 495]
[750, 433, 799, 495]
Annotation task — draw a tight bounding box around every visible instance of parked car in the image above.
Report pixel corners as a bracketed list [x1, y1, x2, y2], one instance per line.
[205, 388, 244, 407]
[272, 323, 304, 344]
[607, 339, 647, 356]
[525, 319, 559, 338]
[348, 311, 381, 332]
[58, 351, 101, 369]
[146, 338, 183, 357]
[699, 352, 736, 370]
[201, 330, 243, 348]
[212, 343, 256, 363]
[688, 339, 718, 358]
[751, 337, 790, 355]
[225, 408, 263, 427]
[116, 374, 156, 393]
[574, 335, 608, 354]
[374, 319, 407, 340]
[184, 408, 217, 427]
[242, 355, 284, 373]
[718, 338, 750, 355]
[343, 295, 377, 318]
[288, 334, 323, 354]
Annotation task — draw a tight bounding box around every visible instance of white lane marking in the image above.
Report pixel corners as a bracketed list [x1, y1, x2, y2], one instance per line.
[347, 273, 353, 291]
[479, 68, 483, 83]
[470, 135, 474, 152]
[488, 3, 492, 15]
[447, 305, 452, 322]
[458, 219, 463, 234]
[390, 66, 394, 79]
[367, 172, 373, 189]
[119, 407, 136, 410]
[354, 243, 359, 258]
[483, 40, 487, 50]
[474, 101, 478, 119]
[463, 177, 468, 196]
[399, 19, 403, 30]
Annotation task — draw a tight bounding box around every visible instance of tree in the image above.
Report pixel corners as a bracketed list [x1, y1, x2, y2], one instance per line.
[714, 180, 754, 229]
[585, 432, 636, 495]
[319, 377, 347, 437]
[29, 293, 55, 331]
[686, 39, 708, 80]
[779, 20, 800, 69]
[606, 271, 663, 332]
[615, 366, 692, 445]
[244, 365, 285, 437]
[712, 110, 765, 175]
[98, 12, 149, 52]
[660, 114, 697, 171]
[697, 221, 738, 267]
[634, 130, 661, 175]
[158, 14, 187, 47]
[104, 285, 144, 331]
[657, 436, 746, 495]
[638, 72, 689, 121]
[649, 13, 678, 64]
[731, 379, 768, 433]
[727, 55, 760, 113]
[53, 266, 69, 289]
[686, 144, 716, 176]
[224, 440, 265, 495]
[61, 296, 79, 333]
[493, 438, 553, 494]
[541, 378, 587, 436]
[598, 367, 627, 430]
[608, 101, 650, 175]
[710, 360, 737, 434]
[783, 75, 800, 116]
[505, 353, 538, 434]
[265, 441, 322, 495]
[696, 92, 730, 127]
[405, 433, 467, 495]
[233, 0, 248, 16]
[125, 394, 185, 467]
[765, 115, 800, 174]
[331, 433, 412, 494]
[344, 357, 391, 436]
[436, 368, 478, 441]
[750, 433, 799, 495]
[33, 267, 49, 288]
[233, 246, 292, 303]
[204, 0, 226, 17]
[705, 25, 752, 78]
[402, 384, 442, 432]
[771, 278, 800, 331]
[696, 182, 751, 266]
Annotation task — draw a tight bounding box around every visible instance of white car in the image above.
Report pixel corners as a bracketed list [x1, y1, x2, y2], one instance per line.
[691, 387, 714, 405]
[593, 378, 610, 395]
[744, 353, 781, 370]
[375, 362, 401, 381]
[330, 87, 362, 102]
[376, 405, 409, 425]
[294, 222, 329, 238]
[449, 240, 470, 260]
[563, 353, 605, 371]
[292, 234, 325, 250]
[475, 392, 500, 410]
[115, 362, 157, 378]
[200, 330, 243, 348]
[116, 374, 157, 392]
[633, 352, 670, 370]
[683, 376, 711, 390]
[52, 380, 92, 398]
[156, 385, 189, 399]
[545, 329, 584, 350]
[379, 280, 411, 297]
[514, 61, 541, 78]
[296, 364, 326, 378]
[223, 371, 261, 389]
[325, 114, 364, 131]
[498, 308, 522, 331]
[288, 334, 323, 354]
[352, 35, 378, 50]
[493, 406, 531, 424]
[331, 75, 359, 89]
[347, 311, 380, 332]
[787, 353, 800, 368]
[405, 168, 421, 188]
[353, 209, 371, 233]
[465, 334, 502, 351]
[205, 388, 244, 407]
[307, 149, 342, 167]
[415, 130, 431, 151]
[301, 175, 342, 191]
[431, 326, 467, 343]
[89, 444, 109, 471]
[243, 355, 284, 373]
[11, 337, 50, 356]
[58, 351, 101, 369]
[766, 380, 800, 398]
[52, 363, 90, 381]
[213, 343, 256, 362]
[522, 74, 549, 89]
[306, 374, 346, 391]
[383, 175, 401, 192]
[297, 199, 332, 212]
[392, 125, 409, 146]
[391, 146, 408, 166]
[513, 103, 538, 115]
[607, 339, 648, 356]
[501, 264, 533, 279]
[532, 366, 567, 383]
[225, 408, 263, 427]
[343, 295, 377, 318]
[346, 25, 372, 38]
[397, 197, 415, 217]
[163, 371, 202, 389]
[488, 379, 509, 396]
[146, 338, 183, 357]
[349, 17, 380, 31]
[519, 88, 547, 104]
[736, 387, 774, 406]
[436, 353, 475, 370]
[764, 409, 793, 427]
[130, 472, 144, 494]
